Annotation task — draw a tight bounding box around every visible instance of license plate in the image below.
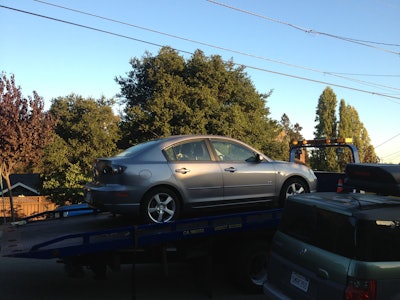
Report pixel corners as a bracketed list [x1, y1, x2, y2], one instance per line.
[290, 271, 309, 292]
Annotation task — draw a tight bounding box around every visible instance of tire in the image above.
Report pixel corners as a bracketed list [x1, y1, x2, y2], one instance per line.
[279, 177, 309, 206]
[229, 240, 270, 294]
[141, 187, 181, 223]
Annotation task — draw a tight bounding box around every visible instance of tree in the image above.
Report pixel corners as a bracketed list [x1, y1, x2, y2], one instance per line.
[278, 114, 304, 161]
[40, 95, 120, 204]
[0, 73, 55, 220]
[116, 47, 282, 158]
[337, 99, 360, 169]
[311, 88, 378, 172]
[311, 87, 338, 171]
[337, 99, 378, 164]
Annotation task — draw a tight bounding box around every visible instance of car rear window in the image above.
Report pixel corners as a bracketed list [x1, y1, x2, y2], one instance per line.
[116, 140, 158, 157]
[281, 200, 400, 261]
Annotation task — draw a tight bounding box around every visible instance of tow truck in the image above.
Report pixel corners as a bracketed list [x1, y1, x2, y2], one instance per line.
[0, 137, 358, 298]
[0, 205, 282, 298]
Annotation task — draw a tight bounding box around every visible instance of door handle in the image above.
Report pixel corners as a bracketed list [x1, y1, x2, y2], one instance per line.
[175, 168, 191, 174]
[316, 268, 329, 280]
[224, 167, 237, 173]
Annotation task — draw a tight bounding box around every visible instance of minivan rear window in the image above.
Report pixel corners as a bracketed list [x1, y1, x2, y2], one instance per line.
[281, 201, 400, 261]
[280, 201, 355, 258]
[356, 219, 400, 261]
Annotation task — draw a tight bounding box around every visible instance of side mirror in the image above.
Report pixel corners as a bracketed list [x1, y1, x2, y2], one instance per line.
[255, 153, 264, 163]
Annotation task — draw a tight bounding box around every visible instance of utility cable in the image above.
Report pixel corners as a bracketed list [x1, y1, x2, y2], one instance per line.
[33, 0, 400, 94]
[207, 0, 400, 56]
[1, 4, 400, 102]
[380, 149, 400, 161]
[375, 132, 400, 148]
[0, 5, 192, 54]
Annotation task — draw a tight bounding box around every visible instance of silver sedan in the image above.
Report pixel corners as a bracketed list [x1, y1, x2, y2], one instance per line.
[84, 135, 317, 223]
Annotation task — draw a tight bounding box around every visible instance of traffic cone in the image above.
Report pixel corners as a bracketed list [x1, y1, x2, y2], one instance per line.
[337, 178, 344, 193]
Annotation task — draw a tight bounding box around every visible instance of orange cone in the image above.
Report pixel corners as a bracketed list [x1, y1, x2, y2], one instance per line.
[337, 178, 344, 193]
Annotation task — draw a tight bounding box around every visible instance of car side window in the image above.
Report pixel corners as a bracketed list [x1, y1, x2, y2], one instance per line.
[211, 140, 255, 161]
[164, 141, 211, 161]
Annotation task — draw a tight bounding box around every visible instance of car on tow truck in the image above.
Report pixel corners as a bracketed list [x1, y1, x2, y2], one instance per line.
[84, 135, 317, 223]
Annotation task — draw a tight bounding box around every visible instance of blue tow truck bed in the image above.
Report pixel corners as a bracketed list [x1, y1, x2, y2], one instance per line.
[1, 207, 282, 294]
[1, 208, 282, 260]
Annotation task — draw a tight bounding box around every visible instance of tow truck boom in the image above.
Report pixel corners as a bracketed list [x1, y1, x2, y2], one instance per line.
[289, 138, 360, 192]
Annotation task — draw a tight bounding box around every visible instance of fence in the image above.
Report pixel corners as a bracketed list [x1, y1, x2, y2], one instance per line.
[0, 196, 57, 220]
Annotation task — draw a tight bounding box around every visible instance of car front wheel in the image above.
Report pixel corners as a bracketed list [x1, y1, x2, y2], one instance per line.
[279, 178, 308, 206]
[141, 187, 181, 223]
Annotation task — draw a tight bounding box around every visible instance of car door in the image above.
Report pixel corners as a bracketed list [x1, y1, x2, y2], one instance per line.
[165, 139, 223, 207]
[210, 139, 276, 204]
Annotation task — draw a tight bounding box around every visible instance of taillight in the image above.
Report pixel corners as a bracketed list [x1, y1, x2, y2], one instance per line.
[345, 277, 376, 300]
[103, 164, 126, 175]
[92, 160, 126, 181]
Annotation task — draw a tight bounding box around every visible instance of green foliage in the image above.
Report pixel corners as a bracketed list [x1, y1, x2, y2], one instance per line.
[116, 47, 281, 158]
[311, 87, 378, 172]
[278, 114, 304, 161]
[40, 95, 120, 204]
[311, 87, 339, 171]
[314, 87, 338, 138]
[338, 100, 378, 163]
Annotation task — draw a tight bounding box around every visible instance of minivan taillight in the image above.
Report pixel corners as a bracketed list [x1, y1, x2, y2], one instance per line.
[345, 277, 376, 300]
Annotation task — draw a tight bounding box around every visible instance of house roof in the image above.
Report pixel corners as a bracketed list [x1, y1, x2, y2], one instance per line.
[1, 174, 41, 196]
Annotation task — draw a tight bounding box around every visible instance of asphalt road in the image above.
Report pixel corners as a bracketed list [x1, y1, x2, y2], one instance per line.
[0, 255, 267, 300]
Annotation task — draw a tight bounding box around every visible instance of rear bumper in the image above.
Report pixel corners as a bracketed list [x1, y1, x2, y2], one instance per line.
[263, 280, 292, 300]
[84, 183, 141, 216]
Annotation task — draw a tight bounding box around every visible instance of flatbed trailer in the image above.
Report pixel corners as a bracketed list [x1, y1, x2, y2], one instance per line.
[0, 207, 282, 297]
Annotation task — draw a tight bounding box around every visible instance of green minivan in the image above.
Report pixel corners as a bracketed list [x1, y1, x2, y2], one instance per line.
[263, 164, 400, 300]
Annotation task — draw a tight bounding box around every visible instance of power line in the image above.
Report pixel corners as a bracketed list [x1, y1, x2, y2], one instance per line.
[375, 133, 400, 163]
[1, 4, 400, 102]
[330, 73, 400, 77]
[381, 149, 400, 162]
[375, 132, 400, 148]
[0, 5, 192, 54]
[207, 0, 400, 56]
[32, 0, 400, 95]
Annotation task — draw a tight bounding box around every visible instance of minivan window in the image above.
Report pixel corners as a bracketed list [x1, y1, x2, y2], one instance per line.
[356, 219, 400, 261]
[280, 201, 355, 258]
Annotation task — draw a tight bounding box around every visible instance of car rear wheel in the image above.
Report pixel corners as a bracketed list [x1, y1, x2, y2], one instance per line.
[141, 187, 181, 224]
[279, 178, 308, 206]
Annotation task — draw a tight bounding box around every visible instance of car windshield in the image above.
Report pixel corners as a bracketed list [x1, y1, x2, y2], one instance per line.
[116, 140, 159, 157]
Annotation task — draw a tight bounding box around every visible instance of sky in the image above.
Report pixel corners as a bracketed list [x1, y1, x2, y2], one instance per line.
[1, 0, 399, 163]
